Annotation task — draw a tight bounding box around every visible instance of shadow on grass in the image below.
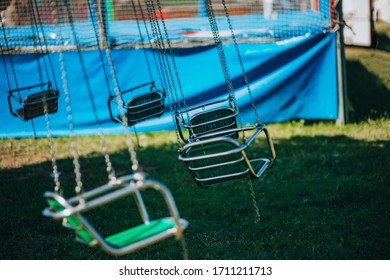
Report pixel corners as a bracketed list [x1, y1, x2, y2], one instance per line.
[375, 30, 390, 52]
[346, 60, 390, 122]
[0, 135, 389, 260]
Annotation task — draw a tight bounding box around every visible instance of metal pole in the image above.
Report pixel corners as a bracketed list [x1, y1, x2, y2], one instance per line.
[335, 0, 349, 125]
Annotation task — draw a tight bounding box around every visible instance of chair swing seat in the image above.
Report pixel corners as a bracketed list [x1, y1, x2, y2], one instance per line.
[109, 82, 166, 126]
[48, 198, 184, 248]
[43, 174, 188, 256]
[8, 83, 59, 121]
[105, 218, 182, 248]
[125, 91, 165, 125]
[179, 124, 276, 187]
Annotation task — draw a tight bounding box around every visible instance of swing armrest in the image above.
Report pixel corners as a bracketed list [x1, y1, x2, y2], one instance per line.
[108, 96, 126, 123]
[240, 124, 276, 169]
[174, 112, 189, 143]
[7, 94, 18, 117]
[257, 126, 276, 169]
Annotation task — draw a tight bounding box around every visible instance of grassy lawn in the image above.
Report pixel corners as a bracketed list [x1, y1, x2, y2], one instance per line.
[0, 24, 389, 260]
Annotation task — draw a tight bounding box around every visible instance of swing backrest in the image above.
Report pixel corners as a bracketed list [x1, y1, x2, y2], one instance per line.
[189, 107, 238, 140]
[16, 89, 59, 121]
[47, 198, 96, 245]
[126, 90, 165, 126]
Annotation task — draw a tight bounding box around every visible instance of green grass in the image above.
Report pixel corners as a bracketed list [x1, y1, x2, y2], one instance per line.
[0, 24, 389, 261]
[0, 120, 389, 260]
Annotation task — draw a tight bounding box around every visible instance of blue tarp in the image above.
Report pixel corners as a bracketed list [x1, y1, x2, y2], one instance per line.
[0, 31, 337, 138]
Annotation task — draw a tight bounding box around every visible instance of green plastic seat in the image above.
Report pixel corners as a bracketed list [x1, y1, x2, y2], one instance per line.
[106, 218, 176, 248]
[48, 199, 95, 245]
[48, 199, 178, 248]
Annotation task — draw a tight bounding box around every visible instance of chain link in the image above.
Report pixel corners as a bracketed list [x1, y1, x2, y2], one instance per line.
[88, 0, 139, 172]
[145, 0, 183, 146]
[202, 0, 245, 138]
[52, 0, 84, 197]
[221, 0, 261, 124]
[130, 0, 153, 82]
[248, 180, 261, 223]
[28, 0, 62, 194]
[136, 0, 164, 89]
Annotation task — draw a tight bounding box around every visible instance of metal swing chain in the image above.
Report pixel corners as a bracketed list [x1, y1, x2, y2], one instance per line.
[0, 15, 21, 100]
[202, 0, 245, 137]
[221, 0, 261, 125]
[147, 0, 182, 113]
[144, 0, 170, 94]
[136, 0, 164, 89]
[145, 0, 182, 146]
[204, 0, 260, 223]
[28, 1, 44, 83]
[87, 1, 115, 103]
[88, 0, 139, 172]
[155, 0, 190, 116]
[30, 0, 59, 89]
[51, 0, 84, 197]
[87, 6, 128, 173]
[248, 180, 261, 223]
[29, 0, 62, 193]
[61, 0, 117, 183]
[130, 0, 153, 83]
[154, 0, 196, 138]
[152, 0, 195, 140]
[0, 43, 13, 93]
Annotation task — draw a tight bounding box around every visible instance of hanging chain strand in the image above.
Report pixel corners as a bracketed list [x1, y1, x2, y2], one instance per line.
[52, 0, 84, 198]
[137, 0, 164, 89]
[130, 0, 153, 82]
[145, 0, 182, 146]
[89, 0, 139, 172]
[0, 18, 20, 99]
[202, 0, 245, 137]
[248, 180, 261, 223]
[86, 0, 120, 181]
[28, 0, 61, 193]
[155, 0, 194, 137]
[221, 0, 261, 124]
[155, 0, 189, 114]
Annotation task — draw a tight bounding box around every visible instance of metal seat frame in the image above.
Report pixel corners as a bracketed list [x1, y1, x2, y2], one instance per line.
[42, 173, 188, 256]
[7, 82, 59, 121]
[178, 124, 276, 188]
